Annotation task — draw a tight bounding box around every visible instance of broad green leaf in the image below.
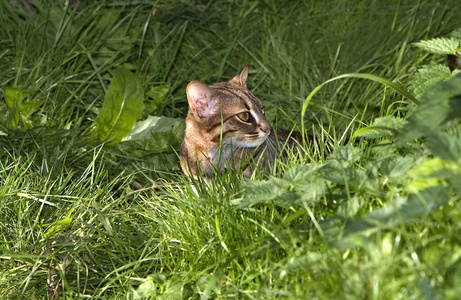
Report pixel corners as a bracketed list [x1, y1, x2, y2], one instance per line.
[379, 156, 415, 178]
[450, 28, 461, 41]
[327, 145, 363, 168]
[419, 278, 437, 300]
[135, 274, 183, 299]
[112, 116, 185, 170]
[448, 175, 461, 194]
[406, 157, 461, 193]
[354, 116, 406, 139]
[409, 65, 457, 100]
[291, 178, 327, 207]
[319, 165, 368, 189]
[321, 147, 369, 189]
[413, 37, 460, 55]
[408, 157, 454, 177]
[93, 68, 145, 146]
[329, 186, 449, 250]
[335, 195, 361, 219]
[4, 87, 27, 128]
[238, 177, 326, 208]
[406, 177, 441, 194]
[3, 87, 44, 129]
[235, 164, 326, 208]
[119, 115, 185, 154]
[280, 165, 327, 207]
[370, 140, 398, 157]
[283, 164, 324, 183]
[3, 87, 28, 108]
[235, 177, 292, 208]
[397, 75, 461, 145]
[426, 131, 461, 161]
[446, 94, 461, 123]
[20, 99, 44, 117]
[45, 207, 76, 238]
[136, 276, 157, 298]
[145, 83, 170, 114]
[281, 252, 323, 273]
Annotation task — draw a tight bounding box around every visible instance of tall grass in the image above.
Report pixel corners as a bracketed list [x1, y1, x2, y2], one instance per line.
[1, 0, 461, 298]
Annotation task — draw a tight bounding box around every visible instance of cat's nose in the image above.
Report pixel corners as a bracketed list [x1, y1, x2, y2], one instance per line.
[259, 123, 271, 135]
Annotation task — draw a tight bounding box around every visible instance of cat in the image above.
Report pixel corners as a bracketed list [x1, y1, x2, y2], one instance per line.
[179, 67, 301, 180]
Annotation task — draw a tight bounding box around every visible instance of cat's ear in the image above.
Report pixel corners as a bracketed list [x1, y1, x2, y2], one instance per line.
[186, 81, 215, 118]
[229, 66, 249, 87]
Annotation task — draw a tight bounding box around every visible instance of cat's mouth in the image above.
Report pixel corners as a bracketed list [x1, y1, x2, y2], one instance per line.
[231, 131, 269, 148]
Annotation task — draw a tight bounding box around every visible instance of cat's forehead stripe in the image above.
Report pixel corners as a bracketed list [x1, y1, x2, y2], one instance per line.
[214, 86, 262, 109]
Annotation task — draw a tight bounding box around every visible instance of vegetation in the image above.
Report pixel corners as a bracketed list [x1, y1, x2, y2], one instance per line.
[1, 0, 461, 298]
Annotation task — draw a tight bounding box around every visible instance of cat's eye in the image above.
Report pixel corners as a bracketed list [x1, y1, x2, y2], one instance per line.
[237, 112, 251, 122]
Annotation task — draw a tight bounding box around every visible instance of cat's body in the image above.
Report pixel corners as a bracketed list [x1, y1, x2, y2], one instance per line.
[179, 67, 300, 179]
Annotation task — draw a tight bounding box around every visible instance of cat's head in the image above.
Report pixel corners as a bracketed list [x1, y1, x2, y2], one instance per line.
[185, 67, 271, 148]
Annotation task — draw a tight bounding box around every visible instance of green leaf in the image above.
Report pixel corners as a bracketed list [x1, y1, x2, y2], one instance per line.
[450, 28, 461, 41]
[3, 87, 44, 129]
[448, 174, 461, 194]
[118, 115, 185, 155]
[236, 177, 292, 208]
[110, 115, 185, 170]
[406, 157, 461, 193]
[93, 68, 145, 146]
[397, 75, 461, 145]
[426, 131, 461, 161]
[413, 37, 460, 55]
[291, 178, 327, 207]
[3, 87, 28, 108]
[235, 164, 326, 208]
[409, 65, 458, 100]
[354, 116, 406, 139]
[135, 274, 184, 299]
[145, 83, 170, 114]
[320, 147, 373, 190]
[379, 156, 415, 178]
[327, 145, 363, 168]
[320, 164, 368, 189]
[136, 276, 157, 298]
[283, 164, 324, 183]
[335, 195, 361, 219]
[329, 186, 450, 250]
[3, 87, 27, 128]
[45, 207, 76, 238]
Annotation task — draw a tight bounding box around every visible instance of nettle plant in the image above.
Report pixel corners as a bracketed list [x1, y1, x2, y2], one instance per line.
[410, 28, 461, 99]
[236, 29, 461, 249]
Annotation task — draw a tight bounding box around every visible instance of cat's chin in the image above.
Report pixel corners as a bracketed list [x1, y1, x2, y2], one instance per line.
[231, 135, 268, 148]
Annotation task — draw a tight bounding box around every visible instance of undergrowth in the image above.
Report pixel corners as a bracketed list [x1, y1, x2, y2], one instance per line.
[1, 0, 461, 299]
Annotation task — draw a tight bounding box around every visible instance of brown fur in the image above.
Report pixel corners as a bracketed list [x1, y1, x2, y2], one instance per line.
[179, 67, 299, 179]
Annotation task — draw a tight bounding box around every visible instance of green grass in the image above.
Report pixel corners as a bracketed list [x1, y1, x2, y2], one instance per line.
[1, 0, 461, 298]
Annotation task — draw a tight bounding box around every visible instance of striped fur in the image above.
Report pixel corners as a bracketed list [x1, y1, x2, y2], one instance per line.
[179, 67, 298, 179]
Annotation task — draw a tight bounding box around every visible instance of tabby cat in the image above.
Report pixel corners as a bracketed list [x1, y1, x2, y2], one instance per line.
[179, 67, 300, 179]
